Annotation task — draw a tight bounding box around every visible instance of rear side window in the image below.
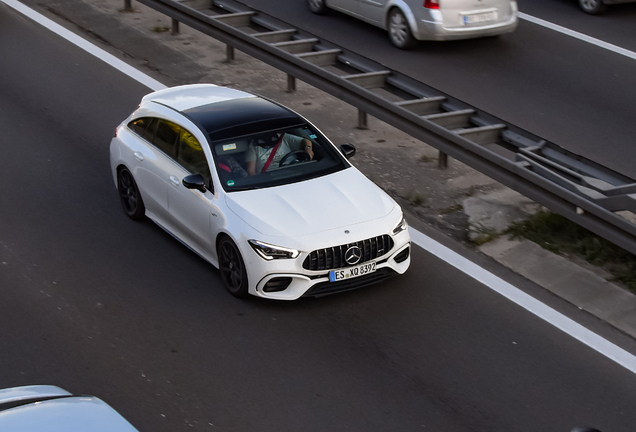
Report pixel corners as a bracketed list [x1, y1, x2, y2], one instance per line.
[153, 119, 180, 157]
[128, 117, 156, 142]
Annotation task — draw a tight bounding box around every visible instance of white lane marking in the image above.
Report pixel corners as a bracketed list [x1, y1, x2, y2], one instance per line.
[409, 228, 636, 375]
[520, 12, 636, 61]
[5, 0, 636, 375]
[0, 0, 166, 91]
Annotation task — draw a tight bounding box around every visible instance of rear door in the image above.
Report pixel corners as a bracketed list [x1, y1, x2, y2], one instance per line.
[358, 0, 387, 24]
[126, 117, 177, 225]
[328, 0, 359, 15]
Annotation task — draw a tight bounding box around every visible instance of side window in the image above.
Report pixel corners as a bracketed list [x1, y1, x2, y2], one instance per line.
[128, 117, 156, 142]
[153, 119, 180, 157]
[177, 129, 212, 188]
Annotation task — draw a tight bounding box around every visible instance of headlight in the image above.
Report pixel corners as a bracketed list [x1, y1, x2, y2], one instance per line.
[248, 240, 300, 260]
[392, 214, 408, 235]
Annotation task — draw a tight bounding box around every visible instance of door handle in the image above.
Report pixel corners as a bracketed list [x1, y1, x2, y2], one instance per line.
[133, 151, 144, 161]
[169, 176, 180, 186]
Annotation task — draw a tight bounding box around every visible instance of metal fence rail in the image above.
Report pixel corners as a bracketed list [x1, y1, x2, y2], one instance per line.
[135, 0, 636, 255]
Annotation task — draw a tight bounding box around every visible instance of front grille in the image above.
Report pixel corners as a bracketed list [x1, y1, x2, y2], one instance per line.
[303, 268, 396, 297]
[302, 235, 394, 271]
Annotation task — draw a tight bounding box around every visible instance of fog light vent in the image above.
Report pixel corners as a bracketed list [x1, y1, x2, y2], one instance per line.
[394, 246, 410, 263]
[263, 277, 292, 293]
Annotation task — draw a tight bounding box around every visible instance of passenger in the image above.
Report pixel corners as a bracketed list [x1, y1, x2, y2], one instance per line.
[246, 132, 314, 175]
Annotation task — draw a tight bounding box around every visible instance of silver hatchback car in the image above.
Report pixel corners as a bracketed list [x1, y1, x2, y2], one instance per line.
[309, 0, 518, 48]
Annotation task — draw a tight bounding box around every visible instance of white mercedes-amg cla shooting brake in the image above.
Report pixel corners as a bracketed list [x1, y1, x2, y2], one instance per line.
[110, 84, 411, 300]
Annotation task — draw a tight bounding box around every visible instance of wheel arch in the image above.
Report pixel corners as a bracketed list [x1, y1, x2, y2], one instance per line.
[383, 1, 418, 34]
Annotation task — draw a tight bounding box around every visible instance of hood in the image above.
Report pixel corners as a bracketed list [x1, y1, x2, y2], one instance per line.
[225, 168, 395, 237]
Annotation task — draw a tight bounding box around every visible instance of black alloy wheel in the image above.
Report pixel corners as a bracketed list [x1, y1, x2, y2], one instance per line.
[117, 167, 145, 220]
[218, 237, 249, 297]
[308, 0, 328, 14]
[579, 0, 607, 14]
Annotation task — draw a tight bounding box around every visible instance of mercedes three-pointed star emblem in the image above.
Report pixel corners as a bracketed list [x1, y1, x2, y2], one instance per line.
[344, 245, 362, 265]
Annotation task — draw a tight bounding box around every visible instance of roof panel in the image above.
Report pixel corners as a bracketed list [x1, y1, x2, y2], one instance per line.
[184, 97, 305, 142]
[142, 84, 254, 111]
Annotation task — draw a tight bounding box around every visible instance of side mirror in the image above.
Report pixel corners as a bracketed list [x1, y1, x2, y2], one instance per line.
[339, 143, 356, 159]
[182, 174, 207, 193]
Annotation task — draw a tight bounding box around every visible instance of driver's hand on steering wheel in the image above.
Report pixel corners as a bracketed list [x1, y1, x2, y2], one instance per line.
[302, 139, 314, 160]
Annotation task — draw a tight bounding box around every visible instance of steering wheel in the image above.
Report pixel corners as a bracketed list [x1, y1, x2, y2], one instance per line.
[279, 150, 310, 167]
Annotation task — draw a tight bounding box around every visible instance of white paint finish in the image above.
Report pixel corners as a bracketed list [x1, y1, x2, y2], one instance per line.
[142, 84, 255, 111]
[226, 169, 395, 237]
[5, 0, 636, 369]
[0, 0, 166, 91]
[0, 385, 71, 404]
[409, 228, 636, 375]
[519, 12, 636, 61]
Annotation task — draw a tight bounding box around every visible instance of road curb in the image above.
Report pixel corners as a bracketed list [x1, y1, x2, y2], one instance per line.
[480, 236, 636, 340]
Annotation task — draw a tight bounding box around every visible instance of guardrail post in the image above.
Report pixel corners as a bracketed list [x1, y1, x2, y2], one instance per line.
[438, 151, 448, 169]
[123, 0, 132, 12]
[226, 45, 235, 62]
[287, 74, 296, 93]
[357, 109, 368, 130]
[171, 18, 179, 35]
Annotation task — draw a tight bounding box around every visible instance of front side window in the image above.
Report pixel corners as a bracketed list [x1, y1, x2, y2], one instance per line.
[211, 124, 349, 192]
[177, 129, 212, 188]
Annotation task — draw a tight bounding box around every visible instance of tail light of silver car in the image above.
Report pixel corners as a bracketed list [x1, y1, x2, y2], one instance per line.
[424, 0, 440, 9]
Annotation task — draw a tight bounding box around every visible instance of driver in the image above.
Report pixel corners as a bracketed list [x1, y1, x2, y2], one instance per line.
[245, 132, 314, 175]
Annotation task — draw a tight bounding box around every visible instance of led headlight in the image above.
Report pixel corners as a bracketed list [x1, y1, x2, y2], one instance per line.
[248, 240, 300, 261]
[392, 214, 408, 235]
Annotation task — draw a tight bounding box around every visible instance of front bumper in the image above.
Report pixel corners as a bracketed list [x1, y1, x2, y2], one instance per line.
[239, 231, 411, 300]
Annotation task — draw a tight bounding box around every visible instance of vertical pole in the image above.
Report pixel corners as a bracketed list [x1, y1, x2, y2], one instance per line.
[124, 0, 132, 12]
[287, 74, 296, 93]
[438, 151, 448, 169]
[171, 18, 179, 35]
[226, 45, 235, 62]
[357, 109, 368, 130]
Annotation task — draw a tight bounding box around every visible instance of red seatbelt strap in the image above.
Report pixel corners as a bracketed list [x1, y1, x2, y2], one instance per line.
[261, 134, 284, 174]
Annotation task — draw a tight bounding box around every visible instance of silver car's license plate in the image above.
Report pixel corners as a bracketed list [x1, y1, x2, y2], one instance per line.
[463, 11, 497, 25]
[329, 262, 376, 282]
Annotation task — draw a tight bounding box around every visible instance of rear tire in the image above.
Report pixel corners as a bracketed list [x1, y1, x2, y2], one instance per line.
[388, 8, 417, 50]
[218, 236, 249, 298]
[308, 0, 328, 14]
[117, 167, 145, 221]
[578, 0, 607, 14]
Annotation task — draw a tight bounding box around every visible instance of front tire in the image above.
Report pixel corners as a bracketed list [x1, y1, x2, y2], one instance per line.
[308, 0, 328, 14]
[218, 236, 249, 298]
[579, 0, 607, 14]
[117, 167, 145, 220]
[388, 8, 417, 50]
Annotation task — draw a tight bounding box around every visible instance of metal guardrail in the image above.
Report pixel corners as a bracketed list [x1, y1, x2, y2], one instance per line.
[134, 0, 636, 255]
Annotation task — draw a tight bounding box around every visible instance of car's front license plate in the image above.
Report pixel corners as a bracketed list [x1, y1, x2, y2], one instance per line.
[329, 262, 376, 282]
[462, 11, 497, 25]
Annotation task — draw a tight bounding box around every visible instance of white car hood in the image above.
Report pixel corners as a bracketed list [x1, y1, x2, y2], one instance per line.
[225, 168, 395, 237]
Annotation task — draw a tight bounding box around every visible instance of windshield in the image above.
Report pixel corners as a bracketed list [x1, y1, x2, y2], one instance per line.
[210, 124, 350, 192]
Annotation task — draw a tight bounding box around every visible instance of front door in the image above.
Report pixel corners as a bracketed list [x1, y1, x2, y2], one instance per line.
[166, 128, 218, 258]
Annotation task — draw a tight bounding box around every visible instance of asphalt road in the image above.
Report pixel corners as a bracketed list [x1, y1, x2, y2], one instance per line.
[2, 3, 636, 432]
[240, 0, 636, 179]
